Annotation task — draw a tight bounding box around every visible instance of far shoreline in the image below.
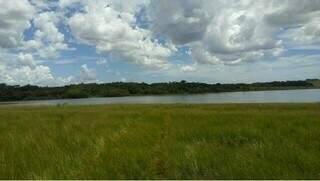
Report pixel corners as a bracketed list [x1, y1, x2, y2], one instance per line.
[1, 79, 319, 103]
[0, 87, 319, 103]
[1, 88, 319, 106]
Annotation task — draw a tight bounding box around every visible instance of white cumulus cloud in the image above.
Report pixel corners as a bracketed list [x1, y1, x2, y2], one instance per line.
[0, 65, 55, 86]
[67, 0, 174, 69]
[18, 53, 36, 67]
[0, 0, 35, 48]
[149, 0, 320, 64]
[23, 11, 68, 58]
[181, 65, 196, 73]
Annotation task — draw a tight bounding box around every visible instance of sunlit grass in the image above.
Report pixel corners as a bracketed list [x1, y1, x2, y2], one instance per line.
[0, 104, 319, 179]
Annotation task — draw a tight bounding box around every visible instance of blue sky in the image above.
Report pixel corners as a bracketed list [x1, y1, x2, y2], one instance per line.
[0, 0, 320, 86]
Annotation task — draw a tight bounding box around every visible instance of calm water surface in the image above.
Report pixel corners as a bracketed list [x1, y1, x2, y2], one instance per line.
[2, 89, 320, 106]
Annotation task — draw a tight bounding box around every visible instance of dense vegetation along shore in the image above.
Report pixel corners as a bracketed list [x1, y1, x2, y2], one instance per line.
[0, 104, 319, 179]
[0, 79, 319, 102]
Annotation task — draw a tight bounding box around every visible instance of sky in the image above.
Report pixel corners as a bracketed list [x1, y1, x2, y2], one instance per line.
[0, 0, 320, 86]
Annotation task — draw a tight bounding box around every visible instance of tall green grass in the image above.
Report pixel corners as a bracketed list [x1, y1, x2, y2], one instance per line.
[0, 104, 319, 179]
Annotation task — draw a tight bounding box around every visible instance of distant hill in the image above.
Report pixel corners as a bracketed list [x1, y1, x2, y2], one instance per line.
[307, 79, 320, 88]
[0, 79, 319, 102]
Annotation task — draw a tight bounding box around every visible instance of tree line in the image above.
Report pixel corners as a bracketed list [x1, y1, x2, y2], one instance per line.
[0, 79, 318, 102]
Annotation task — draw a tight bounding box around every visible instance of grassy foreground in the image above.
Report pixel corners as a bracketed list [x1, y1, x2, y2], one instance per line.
[0, 104, 319, 179]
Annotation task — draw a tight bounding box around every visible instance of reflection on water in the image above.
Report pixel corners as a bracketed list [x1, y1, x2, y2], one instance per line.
[2, 89, 320, 106]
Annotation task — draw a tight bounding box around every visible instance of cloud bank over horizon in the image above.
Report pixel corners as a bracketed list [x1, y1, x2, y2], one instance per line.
[0, 0, 320, 86]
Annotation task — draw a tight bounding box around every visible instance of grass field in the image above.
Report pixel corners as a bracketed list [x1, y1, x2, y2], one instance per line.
[0, 104, 319, 179]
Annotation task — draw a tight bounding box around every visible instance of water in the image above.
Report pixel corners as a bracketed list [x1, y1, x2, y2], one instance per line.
[2, 89, 320, 106]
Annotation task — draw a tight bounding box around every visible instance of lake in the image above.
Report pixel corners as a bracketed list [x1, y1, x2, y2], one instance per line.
[1, 89, 320, 106]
